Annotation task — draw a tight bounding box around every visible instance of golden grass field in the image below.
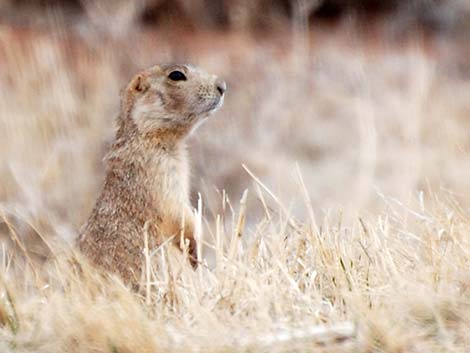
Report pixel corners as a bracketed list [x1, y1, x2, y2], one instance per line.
[1, 4, 470, 352]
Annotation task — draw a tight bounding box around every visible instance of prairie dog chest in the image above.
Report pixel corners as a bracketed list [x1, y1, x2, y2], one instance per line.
[146, 145, 190, 208]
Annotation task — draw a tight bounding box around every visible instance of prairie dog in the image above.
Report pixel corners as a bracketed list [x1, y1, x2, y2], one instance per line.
[79, 64, 226, 286]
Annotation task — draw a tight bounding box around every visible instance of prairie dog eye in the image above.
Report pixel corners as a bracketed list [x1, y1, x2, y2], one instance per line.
[168, 71, 187, 81]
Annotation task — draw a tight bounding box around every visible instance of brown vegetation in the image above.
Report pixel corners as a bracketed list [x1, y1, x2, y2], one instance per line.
[1, 2, 470, 352]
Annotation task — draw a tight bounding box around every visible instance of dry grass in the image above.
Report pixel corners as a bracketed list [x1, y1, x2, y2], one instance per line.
[1, 188, 469, 352]
[1, 12, 470, 353]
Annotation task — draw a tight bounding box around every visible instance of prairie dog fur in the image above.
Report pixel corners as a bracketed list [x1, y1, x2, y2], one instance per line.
[79, 64, 226, 286]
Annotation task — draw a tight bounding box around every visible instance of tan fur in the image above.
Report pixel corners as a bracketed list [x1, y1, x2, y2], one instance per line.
[78, 64, 226, 287]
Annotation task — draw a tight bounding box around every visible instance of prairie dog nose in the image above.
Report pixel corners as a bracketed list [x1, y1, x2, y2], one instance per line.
[216, 80, 226, 95]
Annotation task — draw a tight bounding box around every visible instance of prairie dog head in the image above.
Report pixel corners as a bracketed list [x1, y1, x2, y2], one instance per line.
[122, 64, 226, 138]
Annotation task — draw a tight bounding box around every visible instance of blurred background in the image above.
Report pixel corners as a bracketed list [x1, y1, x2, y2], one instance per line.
[1, 0, 470, 253]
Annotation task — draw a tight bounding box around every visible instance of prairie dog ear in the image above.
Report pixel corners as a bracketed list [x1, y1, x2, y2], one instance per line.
[130, 74, 150, 93]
